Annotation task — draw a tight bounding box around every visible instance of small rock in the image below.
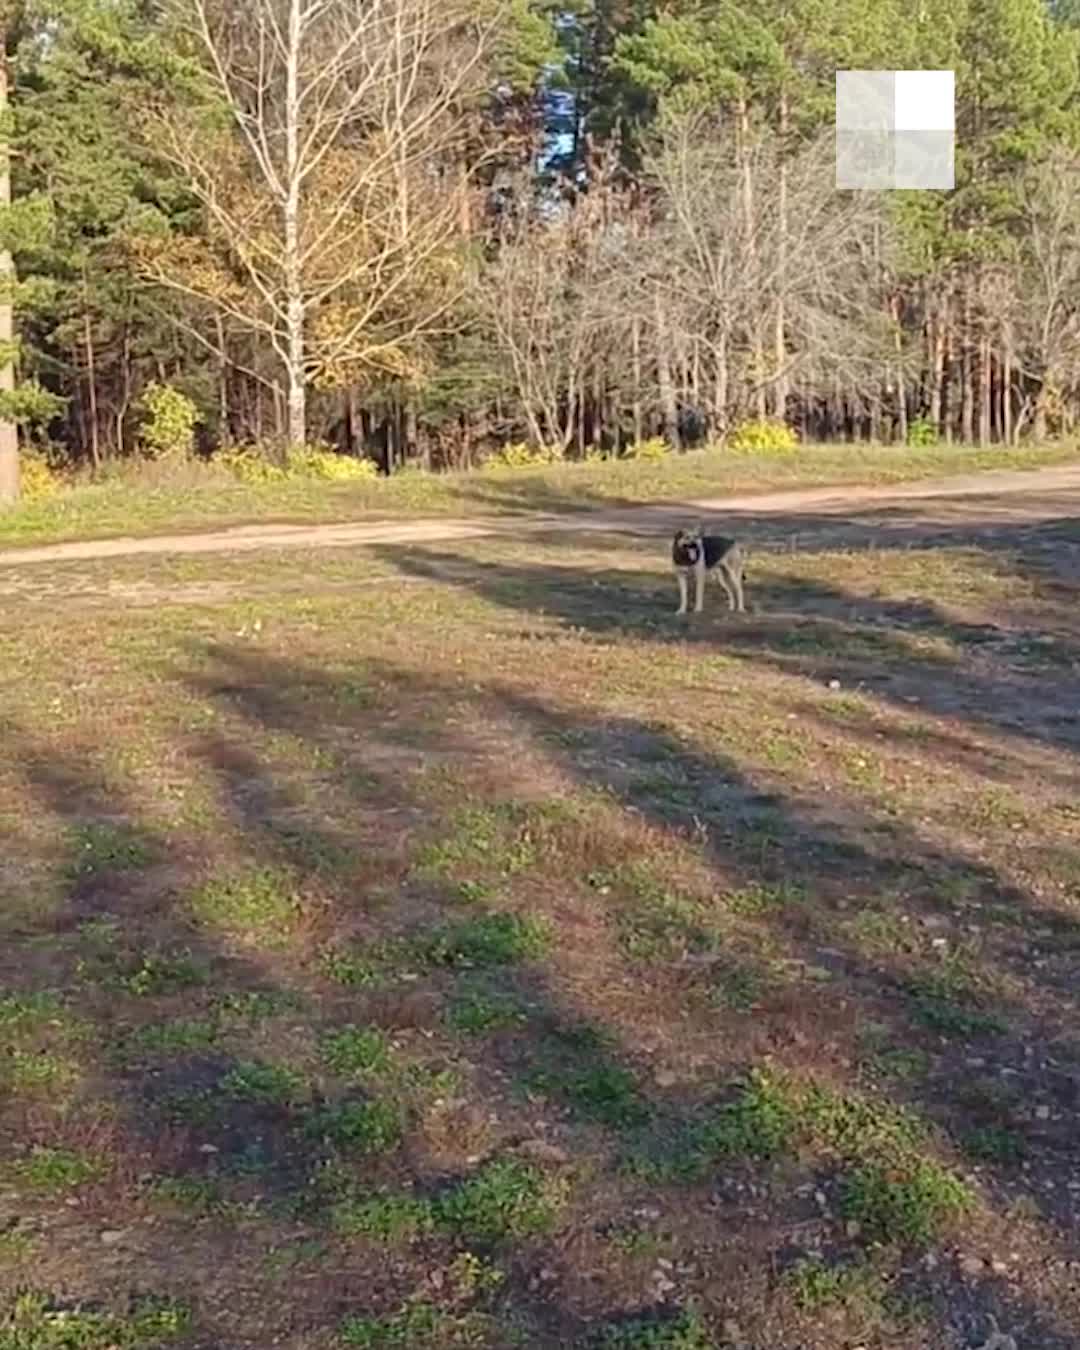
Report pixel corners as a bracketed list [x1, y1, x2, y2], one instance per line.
[722, 1320, 744, 1342]
[814, 1189, 828, 1209]
[516, 1139, 569, 1165]
[828, 679, 841, 690]
[845, 1219, 862, 1238]
[198, 1143, 219, 1154]
[960, 1254, 985, 1279]
[100, 1230, 125, 1246]
[1035, 1105, 1051, 1120]
[989, 1258, 1009, 1275]
[656, 1257, 673, 1271]
[538, 1266, 557, 1283]
[655, 1070, 677, 1088]
[652, 1274, 676, 1295]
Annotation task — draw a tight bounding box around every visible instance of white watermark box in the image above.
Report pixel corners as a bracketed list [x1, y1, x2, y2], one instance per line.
[836, 70, 954, 190]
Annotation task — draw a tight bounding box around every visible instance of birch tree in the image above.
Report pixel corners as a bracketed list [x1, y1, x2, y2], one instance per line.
[0, 3, 18, 501]
[138, 0, 505, 448]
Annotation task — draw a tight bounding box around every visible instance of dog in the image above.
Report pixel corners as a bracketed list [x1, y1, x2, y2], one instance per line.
[672, 526, 746, 615]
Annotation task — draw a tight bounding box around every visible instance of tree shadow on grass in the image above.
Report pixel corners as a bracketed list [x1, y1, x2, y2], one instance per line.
[171, 642, 1080, 1348]
[370, 531, 1080, 764]
[4, 616, 1079, 1347]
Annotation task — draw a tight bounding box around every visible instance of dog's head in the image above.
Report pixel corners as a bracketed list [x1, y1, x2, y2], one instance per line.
[672, 526, 703, 566]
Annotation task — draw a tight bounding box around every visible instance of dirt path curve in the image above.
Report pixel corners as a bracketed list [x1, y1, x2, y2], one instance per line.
[2, 462, 1079, 567]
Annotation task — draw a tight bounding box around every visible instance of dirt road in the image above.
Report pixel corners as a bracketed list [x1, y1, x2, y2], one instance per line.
[2, 462, 1079, 567]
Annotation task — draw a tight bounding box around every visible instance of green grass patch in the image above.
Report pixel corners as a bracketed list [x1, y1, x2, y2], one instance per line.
[330, 1189, 436, 1243]
[623, 1070, 928, 1186]
[111, 949, 208, 997]
[425, 912, 551, 967]
[787, 1255, 887, 1315]
[309, 1097, 405, 1155]
[339, 1301, 494, 1349]
[445, 982, 529, 1035]
[320, 938, 419, 987]
[321, 1025, 394, 1076]
[1, 1291, 190, 1348]
[215, 988, 305, 1022]
[9, 1147, 106, 1193]
[528, 1058, 649, 1128]
[415, 803, 538, 880]
[594, 1307, 712, 1348]
[65, 822, 154, 878]
[905, 967, 1006, 1038]
[841, 1158, 974, 1246]
[126, 1018, 219, 1056]
[2, 1049, 80, 1096]
[591, 866, 720, 962]
[724, 881, 803, 917]
[148, 1174, 224, 1215]
[0, 991, 64, 1027]
[433, 1157, 569, 1243]
[190, 867, 301, 943]
[219, 1060, 309, 1106]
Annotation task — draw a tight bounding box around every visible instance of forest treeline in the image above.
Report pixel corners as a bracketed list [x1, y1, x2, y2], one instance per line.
[0, 0, 1079, 500]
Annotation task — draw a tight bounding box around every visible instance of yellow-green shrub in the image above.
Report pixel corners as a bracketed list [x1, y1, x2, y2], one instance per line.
[727, 418, 799, 454]
[623, 436, 671, 462]
[217, 444, 378, 484]
[484, 441, 564, 470]
[287, 446, 379, 481]
[138, 383, 201, 460]
[19, 453, 64, 501]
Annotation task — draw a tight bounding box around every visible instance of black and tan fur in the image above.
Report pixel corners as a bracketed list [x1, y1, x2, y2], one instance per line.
[671, 526, 746, 615]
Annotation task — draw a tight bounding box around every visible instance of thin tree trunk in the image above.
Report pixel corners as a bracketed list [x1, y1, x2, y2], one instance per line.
[978, 331, 991, 446]
[960, 268, 974, 444]
[404, 398, 418, 467]
[283, 0, 306, 447]
[0, 34, 18, 504]
[116, 306, 132, 456]
[894, 304, 908, 445]
[713, 332, 729, 441]
[631, 318, 643, 443]
[774, 88, 789, 423]
[83, 303, 101, 470]
[1002, 323, 1013, 445]
[215, 314, 230, 446]
[654, 290, 680, 449]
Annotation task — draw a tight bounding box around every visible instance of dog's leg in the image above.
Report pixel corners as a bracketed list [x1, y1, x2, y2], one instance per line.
[721, 561, 746, 612]
[675, 570, 688, 615]
[693, 557, 706, 613]
[716, 567, 737, 611]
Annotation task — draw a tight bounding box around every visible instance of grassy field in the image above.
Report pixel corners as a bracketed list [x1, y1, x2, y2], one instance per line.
[1, 440, 1077, 549]
[2, 493, 1079, 1348]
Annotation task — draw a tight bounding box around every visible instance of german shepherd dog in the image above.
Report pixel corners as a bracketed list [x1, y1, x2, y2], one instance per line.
[672, 526, 746, 615]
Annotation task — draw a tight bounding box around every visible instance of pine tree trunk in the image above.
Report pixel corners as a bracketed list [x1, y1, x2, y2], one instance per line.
[892, 293, 908, 444]
[978, 331, 991, 446]
[0, 33, 18, 504]
[83, 307, 100, 469]
[1002, 323, 1013, 445]
[961, 272, 974, 444]
[928, 283, 945, 433]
